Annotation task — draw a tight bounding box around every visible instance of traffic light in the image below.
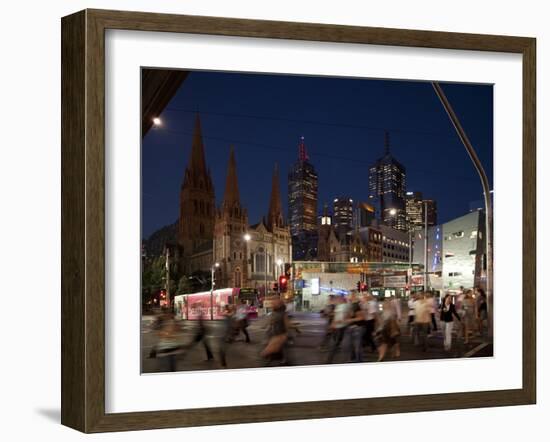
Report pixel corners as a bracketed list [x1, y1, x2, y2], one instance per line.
[273, 282, 279, 292]
[279, 275, 288, 293]
[360, 282, 367, 292]
[357, 281, 361, 291]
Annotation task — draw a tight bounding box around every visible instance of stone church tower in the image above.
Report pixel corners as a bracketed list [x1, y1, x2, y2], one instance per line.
[213, 147, 249, 289]
[177, 115, 216, 258]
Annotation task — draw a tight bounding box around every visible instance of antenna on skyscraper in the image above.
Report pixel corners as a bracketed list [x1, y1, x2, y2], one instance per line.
[298, 136, 309, 162]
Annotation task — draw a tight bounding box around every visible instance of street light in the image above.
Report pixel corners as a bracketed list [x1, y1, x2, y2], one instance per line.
[210, 262, 220, 320]
[152, 117, 162, 127]
[276, 258, 283, 296]
[389, 208, 397, 216]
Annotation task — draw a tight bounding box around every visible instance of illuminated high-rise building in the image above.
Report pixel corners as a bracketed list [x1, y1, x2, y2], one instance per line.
[288, 136, 318, 260]
[424, 199, 438, 227]
[333, 196, 354, 239]
[406, 191, 424, 231]
[368, 132, 407, 231]
[406, 191, 438, 231]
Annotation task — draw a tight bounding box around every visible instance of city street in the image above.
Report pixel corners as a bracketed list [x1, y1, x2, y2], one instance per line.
[141, 311, 492, 373]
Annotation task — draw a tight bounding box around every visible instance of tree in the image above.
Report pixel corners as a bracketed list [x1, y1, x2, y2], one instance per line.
[141, 255, 165, 306]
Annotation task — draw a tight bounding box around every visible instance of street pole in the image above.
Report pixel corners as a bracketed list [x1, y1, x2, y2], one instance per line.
[424, 200, 429, 292]
[165, 246, 170, 309]
[432, 82, 493, 337]
[408, 228, 412, 295]
[210, 265, 214, 320]
[264, 246, 268, 300]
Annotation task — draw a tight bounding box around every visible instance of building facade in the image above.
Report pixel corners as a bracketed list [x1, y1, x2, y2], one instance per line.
[375, 224, 410, 263]
[411, 210, 487, 292]
[177, 115, 216, 261]
[441, 210, 486, 291]
[405, 191, 424, 231]
[213, 147, 249, 289]
[288, 136, 319, 260]
[406, 191, 438, 232]
[174, 118, 292, 291]
[356, 201, 376, 228]
[368, 132, 407, 231]
[333, 196, 354, 239]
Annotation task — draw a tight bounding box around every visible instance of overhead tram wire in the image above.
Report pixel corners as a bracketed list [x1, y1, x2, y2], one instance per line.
[154, 128, 378, 167]
[163, 106, 458, 140]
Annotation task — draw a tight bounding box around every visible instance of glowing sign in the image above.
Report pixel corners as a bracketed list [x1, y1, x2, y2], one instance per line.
[311, 278, 320, 295]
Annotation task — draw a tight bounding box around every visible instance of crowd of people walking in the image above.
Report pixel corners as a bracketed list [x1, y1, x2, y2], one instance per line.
[319, 286, 488, 363]
[146, 286, 489, 371]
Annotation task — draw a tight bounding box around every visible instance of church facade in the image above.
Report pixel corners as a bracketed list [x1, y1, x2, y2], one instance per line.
[176, 115, 291, 292]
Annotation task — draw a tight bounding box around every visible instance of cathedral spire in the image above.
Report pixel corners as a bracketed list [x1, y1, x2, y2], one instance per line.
[267, 163, 284, 230]
[222, 146, 240, 208]
[190, 114, 208, 176]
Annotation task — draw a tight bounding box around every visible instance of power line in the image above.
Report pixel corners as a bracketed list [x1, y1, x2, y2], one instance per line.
[151, 128, 375, 166]
[163, 106, 455, 139]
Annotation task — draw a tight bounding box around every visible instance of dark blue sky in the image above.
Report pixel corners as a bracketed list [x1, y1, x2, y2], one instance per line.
[142, 71, 493, 238]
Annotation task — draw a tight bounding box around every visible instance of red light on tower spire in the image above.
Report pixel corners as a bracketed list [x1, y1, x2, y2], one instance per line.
[298, 136, 309, 162]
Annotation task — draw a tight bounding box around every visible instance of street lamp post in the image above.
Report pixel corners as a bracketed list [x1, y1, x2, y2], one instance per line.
[276, 258, 283, 297]
[165, 246, 170, 309]
[432, 82, 493, 337]
[424, 200, 429, 292]
[210, 262, 220, 320]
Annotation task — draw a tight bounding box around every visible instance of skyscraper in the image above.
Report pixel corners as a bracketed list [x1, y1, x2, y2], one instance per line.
[288, 136, 319, 260]
[406, 191, 424, 231]
[406, 191, 438, 231]
[356, 201, 376, 228]
[424, 199, 438, 227]
[368, 132, 407, 231]
[333, 196, 354, 239]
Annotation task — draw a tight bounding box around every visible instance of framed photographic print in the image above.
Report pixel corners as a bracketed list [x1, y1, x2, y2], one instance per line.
[61, 9, 536, 433]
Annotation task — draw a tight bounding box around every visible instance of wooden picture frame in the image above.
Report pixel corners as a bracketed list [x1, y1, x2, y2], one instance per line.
[61, 9, 536, 433]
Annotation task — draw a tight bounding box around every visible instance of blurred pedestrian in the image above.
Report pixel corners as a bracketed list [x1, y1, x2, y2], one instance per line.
[348, 291, 367, 362]
[319, 295, 336, 350]
[362, 293, 379, 353]
[376, 299, 401, 361]
[261, 299, 291, 365]
[326, 296, 350, 363]
[187, 307, 215, 362]
[407, 293, 416, 336]
[475, 287, 488, 336]
[235, 299, 251, 343]
[426, 293, 438, 335]
[461, 291, 476, 344]
[148, 311, 183, 372]
[440, 294, 461, 351]
[413, 293, 431, 352]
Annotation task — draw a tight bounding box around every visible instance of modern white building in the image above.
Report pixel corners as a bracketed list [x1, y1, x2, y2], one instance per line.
[411, 210, 487, 293]
[441, 210, 486, 291]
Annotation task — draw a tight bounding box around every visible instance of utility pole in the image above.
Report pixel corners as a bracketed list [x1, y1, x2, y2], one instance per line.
[424, 200, 429, 292]
[432, 82, 493, 337]
[165, 246, 170, 309]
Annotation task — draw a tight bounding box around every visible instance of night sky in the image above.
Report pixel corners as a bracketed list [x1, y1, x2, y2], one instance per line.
[142, 71, 493, 239]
